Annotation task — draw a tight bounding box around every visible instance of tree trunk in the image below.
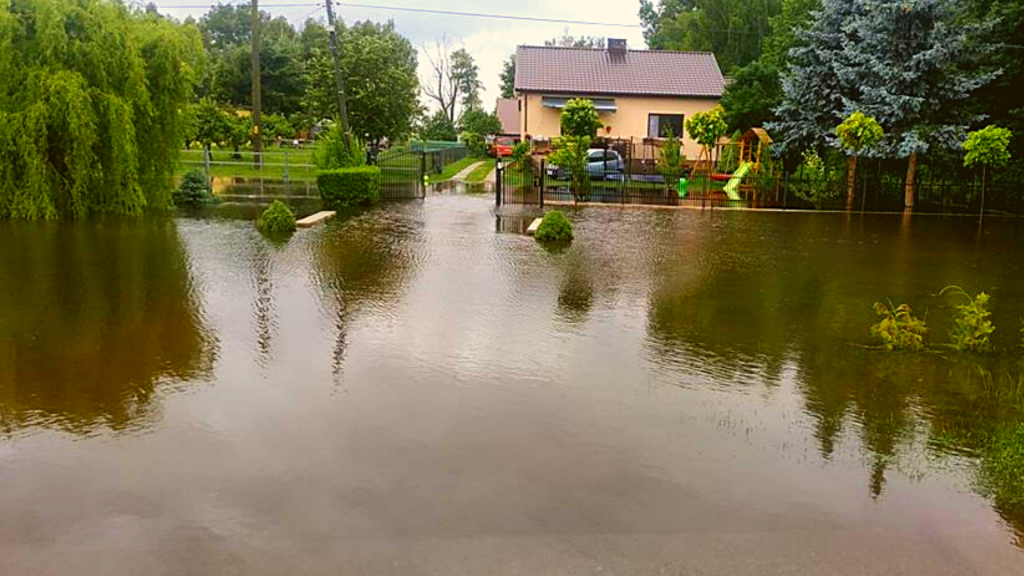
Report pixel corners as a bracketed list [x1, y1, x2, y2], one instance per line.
[979, 164, 987, 225]
[904, 151, 917, 209]
[845, 154, 858, 211]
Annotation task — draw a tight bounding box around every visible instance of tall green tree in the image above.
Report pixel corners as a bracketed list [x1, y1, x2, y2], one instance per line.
[761, 0, 821, 68]
[500, 54, 516, 99]
[458, 108, 502, 136]
[423, 39, 481, 122]
[304, 21, 419, 146]
[419, 109, 458, 141]
[0, 0, 203, 218]
[719, 61, 782, 133]
[451, 48, 482, 112]
[639, 0, 782, 72]
[198, 3, 305, 116]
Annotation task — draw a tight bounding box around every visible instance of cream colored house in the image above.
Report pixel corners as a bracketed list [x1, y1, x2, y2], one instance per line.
[514, 40, 724, 159]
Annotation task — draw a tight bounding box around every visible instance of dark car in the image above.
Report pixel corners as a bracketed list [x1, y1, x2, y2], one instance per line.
[546, 149, 625, 180]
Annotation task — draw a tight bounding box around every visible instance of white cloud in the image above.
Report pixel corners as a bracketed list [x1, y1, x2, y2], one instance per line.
[157, 0, 648, 114]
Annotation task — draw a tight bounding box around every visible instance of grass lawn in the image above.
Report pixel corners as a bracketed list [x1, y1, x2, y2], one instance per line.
[176, 146, 319, 181]
[429, 155, 481, 183]
[465, 158, 496, 183]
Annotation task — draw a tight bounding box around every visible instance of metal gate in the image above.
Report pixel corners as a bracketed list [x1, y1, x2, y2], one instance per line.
[495, 157, 543, 207]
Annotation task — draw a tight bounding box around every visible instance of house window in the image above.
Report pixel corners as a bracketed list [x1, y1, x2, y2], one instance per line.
[648, 114, 684, 138]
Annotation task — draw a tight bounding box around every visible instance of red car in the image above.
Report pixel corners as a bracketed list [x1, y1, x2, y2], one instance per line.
[489, 137, 517, 158]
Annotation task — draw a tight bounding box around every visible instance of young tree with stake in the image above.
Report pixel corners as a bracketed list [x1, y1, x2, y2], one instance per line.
[835, 112, 883, 211]
[963, 125, 1012, 222]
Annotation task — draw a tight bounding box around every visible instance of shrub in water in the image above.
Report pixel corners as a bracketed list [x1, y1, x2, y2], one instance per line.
[534, 210, 574, 242]
[870, 301, 927, 351]
[257, 200, 297, 235]
[173, 170, 212, 206]
[317, 166, 380, 208]
[940, 286, 995, 352]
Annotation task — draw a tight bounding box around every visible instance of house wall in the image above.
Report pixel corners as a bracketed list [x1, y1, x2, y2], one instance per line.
[518, 92, 719, 159]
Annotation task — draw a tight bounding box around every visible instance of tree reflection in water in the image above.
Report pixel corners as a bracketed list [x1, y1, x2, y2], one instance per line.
[0, 219, 217, 435]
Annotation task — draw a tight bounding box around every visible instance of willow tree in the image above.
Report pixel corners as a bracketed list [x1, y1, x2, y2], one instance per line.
[0, 0, 203, 219]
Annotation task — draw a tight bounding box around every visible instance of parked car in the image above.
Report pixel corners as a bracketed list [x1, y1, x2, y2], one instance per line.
[489, 137, 517, 158]
[546, 149, 625, 180]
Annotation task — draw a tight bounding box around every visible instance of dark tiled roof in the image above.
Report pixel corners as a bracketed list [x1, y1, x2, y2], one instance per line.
[495, 98, 519, 134]
[514, 45, 724, 98]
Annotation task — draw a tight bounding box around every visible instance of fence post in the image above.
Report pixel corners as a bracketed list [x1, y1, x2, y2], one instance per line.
[539, 159, 545, 208]
[283, 149, 290, 183]
[495, 160, 503, 207]
[203, 144, 211, 186]
[419, 151, 427, 199]
[783, 171, 789, 210]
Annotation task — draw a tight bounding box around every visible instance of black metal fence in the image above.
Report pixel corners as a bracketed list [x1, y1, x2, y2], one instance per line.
[375, 144, 468, 201]
[497, 138, 1023, 215]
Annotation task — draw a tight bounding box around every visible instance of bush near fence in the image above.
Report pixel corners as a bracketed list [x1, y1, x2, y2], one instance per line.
[317, 166, 381, 208]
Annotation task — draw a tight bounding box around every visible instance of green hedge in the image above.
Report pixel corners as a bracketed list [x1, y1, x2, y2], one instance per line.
[317, 166, 380, 208]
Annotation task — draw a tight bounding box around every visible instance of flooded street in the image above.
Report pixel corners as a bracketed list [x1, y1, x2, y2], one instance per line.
[2, 196, 1024, 574]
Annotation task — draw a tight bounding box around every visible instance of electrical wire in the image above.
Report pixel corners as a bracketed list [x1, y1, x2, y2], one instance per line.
[336, 3, 642, 28]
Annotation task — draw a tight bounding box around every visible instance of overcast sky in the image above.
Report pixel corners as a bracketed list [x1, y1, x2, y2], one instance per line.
[153, 0, 649, 112]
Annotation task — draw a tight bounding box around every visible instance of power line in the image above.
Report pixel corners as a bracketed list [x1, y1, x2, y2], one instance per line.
[155, 2, 321, 8]
[336, 3, 643, 28]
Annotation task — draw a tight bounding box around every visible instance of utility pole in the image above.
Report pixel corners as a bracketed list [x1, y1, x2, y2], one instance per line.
[324, 0, 349, 132]
[251, 0, 262, 170]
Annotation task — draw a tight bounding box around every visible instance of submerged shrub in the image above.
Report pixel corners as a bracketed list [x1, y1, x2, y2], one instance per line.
[173, 170, 213, 206]
[257, 200, 297, 235]
[535, 210, 574, 242]
[871, 301, 928, 351]
[941, 286, 995, 352]
[317, 166, 380, 208]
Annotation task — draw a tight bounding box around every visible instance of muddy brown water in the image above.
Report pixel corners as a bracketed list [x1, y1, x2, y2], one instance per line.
[2, 196, 1024, 575]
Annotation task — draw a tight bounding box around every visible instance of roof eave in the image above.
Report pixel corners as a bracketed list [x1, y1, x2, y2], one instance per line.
[515, 88, 722, 99]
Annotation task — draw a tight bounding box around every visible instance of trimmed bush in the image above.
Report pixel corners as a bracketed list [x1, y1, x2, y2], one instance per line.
[535, 210, 574, 242]
[173, 170, 213, 206]
[257, 200, 297, 235]
[317, 166, 380, 208]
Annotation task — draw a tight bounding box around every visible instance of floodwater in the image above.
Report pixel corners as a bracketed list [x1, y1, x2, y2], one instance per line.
[2, 196, 1024, 575]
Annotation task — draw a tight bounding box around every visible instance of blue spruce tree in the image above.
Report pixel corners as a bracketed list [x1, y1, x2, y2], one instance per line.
[768, 0, 864, 157]
[838, 0, 997, 207]
[772, 0, 998, 207]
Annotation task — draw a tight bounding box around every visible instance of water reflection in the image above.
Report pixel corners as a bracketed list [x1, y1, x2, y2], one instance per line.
[644, 211, 1024, 516]
[0, 220, 216, 435]
[307, 207, 421, 374]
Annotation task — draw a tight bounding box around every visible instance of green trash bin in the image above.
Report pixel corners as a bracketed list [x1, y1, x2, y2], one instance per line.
[677, 177, 689, 198]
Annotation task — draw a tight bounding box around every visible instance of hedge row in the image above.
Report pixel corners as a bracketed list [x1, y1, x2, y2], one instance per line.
[317, 166, 380, 209]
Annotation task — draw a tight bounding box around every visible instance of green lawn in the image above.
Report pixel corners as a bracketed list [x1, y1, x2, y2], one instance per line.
[177, 146, 319, 181]
[464, 158, 496, 183]
[429, 155, 481, 183]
